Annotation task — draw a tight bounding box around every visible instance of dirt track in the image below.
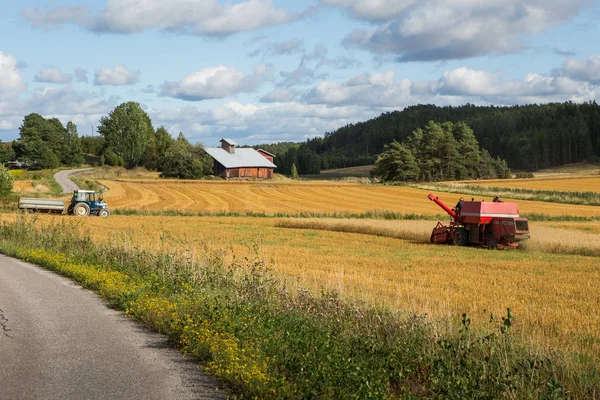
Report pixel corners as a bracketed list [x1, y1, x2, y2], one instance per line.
[54, 168, 93, 193]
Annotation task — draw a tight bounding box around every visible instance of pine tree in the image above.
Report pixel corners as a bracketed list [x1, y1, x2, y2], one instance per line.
[291, 163, 299, 179]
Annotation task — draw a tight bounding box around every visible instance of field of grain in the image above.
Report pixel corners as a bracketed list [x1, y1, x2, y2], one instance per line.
[20, 213, 599, 361]
[459, 175, 600, 192]
[13, 180, 51, 194]
[100, 179, 600, 217]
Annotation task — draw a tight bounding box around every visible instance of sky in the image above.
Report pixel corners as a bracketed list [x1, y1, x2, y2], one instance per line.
[1, 0, 599, 146]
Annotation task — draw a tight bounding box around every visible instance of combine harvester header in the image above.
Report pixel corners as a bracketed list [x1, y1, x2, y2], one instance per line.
[427, 194, 530, 249]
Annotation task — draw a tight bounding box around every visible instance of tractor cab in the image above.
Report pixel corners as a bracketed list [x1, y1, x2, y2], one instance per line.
[68, 190, 110, 217]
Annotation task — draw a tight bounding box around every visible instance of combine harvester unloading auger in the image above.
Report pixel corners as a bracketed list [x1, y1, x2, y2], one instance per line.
[428, 194, 530, 249]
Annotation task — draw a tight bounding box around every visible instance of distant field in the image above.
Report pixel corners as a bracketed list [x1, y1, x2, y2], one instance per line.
[13, 179, 51, 194]
[100, 179, 600, 217]
[302, 165, 374, 179]
[25, 213, 600, 362]
[460, 175, 600, 192]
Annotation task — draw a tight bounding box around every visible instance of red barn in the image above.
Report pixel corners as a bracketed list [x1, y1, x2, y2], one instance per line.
[205, 138, 277, 179]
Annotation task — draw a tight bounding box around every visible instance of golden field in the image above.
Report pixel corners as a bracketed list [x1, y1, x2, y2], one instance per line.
[460, 175, 600, 192]
[13, 179, 51, 194]
[99, 179, 600, 217]
[11, 169, 599, 363]
[15, 213, 600, 362]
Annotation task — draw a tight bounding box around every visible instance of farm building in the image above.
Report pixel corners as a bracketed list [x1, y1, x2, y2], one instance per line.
[204, 138, 277, 179]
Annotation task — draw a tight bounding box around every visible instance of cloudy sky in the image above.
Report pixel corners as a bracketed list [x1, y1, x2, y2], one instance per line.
[1, 0, 599, 146]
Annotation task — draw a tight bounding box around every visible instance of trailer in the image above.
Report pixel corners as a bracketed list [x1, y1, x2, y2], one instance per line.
[18, 198, 66, 214]
[18, 190, 110, 217]
[428, 193, 530, 249]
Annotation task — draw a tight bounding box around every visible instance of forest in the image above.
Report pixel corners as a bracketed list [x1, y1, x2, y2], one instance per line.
[265, 101, 600, 175]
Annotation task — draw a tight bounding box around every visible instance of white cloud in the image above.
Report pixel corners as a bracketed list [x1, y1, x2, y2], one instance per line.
[558, 55, 600, 84]
[94, 65, 140, 86]
[304, 67, 597, 107]
[0, 51, 26, 97]
[150, 101, 374, 145]
[27, 86, 119, 116]
[34, 67, 73, 84]
[24, 0, 298, 36]
[0, 51, 27, 117]
[160, 64, 274, 101]
[305, 71, 412, 106]
[328, 0, 589, 61]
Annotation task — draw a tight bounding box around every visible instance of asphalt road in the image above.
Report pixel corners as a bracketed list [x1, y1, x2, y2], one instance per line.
[53, 168, 94, 194]
[0, 255, 225, 400]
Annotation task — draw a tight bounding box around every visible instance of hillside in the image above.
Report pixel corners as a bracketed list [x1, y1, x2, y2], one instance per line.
[272, 102, 600, 173]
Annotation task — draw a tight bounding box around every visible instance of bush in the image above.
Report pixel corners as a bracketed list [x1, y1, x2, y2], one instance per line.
[103, 149, 125, 167]
[0, 165, 14, 198]
[8, 169, 26, 180]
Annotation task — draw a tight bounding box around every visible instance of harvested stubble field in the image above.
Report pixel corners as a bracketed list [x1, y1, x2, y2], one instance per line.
[99, 179, 600, 217]
[24, 213, 600, 363]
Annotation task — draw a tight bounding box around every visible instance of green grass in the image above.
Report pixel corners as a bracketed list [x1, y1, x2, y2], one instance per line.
[0, 216, 596, 399]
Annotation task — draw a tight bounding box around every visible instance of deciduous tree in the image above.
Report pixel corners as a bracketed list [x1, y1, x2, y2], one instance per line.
[98, 102, 154, 168]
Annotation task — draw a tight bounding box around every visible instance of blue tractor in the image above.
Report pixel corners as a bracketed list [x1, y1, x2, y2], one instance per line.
[67, 190, 110, 217]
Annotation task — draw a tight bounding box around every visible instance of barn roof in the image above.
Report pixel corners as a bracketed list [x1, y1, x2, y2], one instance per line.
[257, 149, 276, 157]
[204, 147, 277, 169]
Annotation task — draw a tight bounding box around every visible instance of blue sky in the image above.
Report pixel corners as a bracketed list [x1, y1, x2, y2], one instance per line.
[1, 0, 599, 146]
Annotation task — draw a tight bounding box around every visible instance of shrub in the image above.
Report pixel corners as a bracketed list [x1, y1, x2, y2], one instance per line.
[0, 165, 14, 198]
[8, 169, 26, 180]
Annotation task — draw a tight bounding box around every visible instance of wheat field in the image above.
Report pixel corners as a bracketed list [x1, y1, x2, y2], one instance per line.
[18, 213, 600, 361]
[12, 171, 600, 362]
[99, 179, 600, 217]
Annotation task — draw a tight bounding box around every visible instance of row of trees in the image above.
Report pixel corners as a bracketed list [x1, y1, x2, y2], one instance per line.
[373, 121, 510, 182]
[3, 102, 214, 179]
[94, 102, 213, 178]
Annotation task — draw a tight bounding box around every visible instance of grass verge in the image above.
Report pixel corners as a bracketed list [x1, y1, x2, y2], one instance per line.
[0, 216, 597, 399]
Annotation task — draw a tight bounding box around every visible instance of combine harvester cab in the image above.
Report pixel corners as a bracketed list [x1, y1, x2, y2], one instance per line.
[428, 194, 530, 249]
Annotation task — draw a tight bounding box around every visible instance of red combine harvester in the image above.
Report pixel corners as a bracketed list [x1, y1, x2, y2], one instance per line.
[428, 194, 530, 249]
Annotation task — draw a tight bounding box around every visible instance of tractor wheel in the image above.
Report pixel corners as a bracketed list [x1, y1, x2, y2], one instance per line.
[453, 228, 469, 246]
[98, 208, 110, 217]
[73, 203, 90, 217]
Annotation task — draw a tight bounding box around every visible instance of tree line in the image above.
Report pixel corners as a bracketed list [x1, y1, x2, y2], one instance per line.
[2, 102, 213, 179]
[259, 101, 600, 174]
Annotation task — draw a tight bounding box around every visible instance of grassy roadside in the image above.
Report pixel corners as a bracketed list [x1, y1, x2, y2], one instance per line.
[0, 216, 597, 399]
